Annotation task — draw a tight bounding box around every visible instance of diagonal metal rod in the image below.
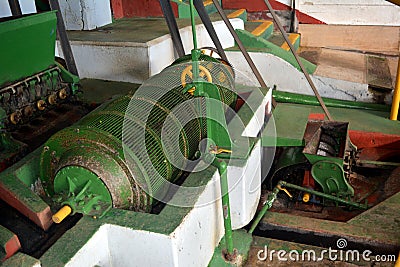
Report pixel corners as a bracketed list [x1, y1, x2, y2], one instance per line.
[7, 0, 22, 16]
[211, 0, 277, 108]
[263, 0, 332, 120]
[193, 0, 228, 62]
[49, 0, 79, 76]
[159, 0, 185, 58]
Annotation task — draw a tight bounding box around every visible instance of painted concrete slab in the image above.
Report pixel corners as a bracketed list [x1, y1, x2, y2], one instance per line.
[58, 18, 244, 83]
[225, 51, 387, 104]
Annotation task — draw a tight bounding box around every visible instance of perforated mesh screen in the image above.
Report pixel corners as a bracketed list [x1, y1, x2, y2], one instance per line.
[77, 55, 237, 200]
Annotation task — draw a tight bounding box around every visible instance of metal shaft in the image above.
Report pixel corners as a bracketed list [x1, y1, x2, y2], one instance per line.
[211, 0, 277, 108]
[248, 185, 280, 234]
[213, 159, 234, 256]
[248, 180, 368, 233]
[49, 0, 79, 76]
[263, 0, 332, 120]
[279, 181, 368, 209]
[189, 0, 198, 50]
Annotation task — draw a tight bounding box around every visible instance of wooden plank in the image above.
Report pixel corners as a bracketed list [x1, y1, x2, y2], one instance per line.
[314, 49, 366, 84]
[298, 24, 400, 53]
[367, 55, 393, 90]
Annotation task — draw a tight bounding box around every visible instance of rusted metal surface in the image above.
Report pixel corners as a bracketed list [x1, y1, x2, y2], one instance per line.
[0, 179, 53, 231]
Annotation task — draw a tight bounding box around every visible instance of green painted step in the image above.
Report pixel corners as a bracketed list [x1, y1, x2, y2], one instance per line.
[234, 29, 316, 74]
[225, 8, 247, 22]
[171, 0, 219, 18]
[244, 20, 274, 40]
[267, 32, 301, 51]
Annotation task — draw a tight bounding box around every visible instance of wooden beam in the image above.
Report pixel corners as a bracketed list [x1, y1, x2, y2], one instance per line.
[298, 24, 400, 53]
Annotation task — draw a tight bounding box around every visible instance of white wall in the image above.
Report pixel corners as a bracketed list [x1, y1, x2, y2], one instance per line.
[59, 0, 112, 30]
[276, 0, 400, 25]
[0, 0, 36, 18]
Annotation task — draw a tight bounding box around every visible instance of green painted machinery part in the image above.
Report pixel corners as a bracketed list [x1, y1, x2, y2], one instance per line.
[249, 180, 367, 234]
[0, 11, 57, 87]
[40, 54, 237, 217]
[279, 181, 367, 209]
[56, 62, 80, 94]
[234, 29, 316, 74]
[273, 90, 391, 112]
[302, 121, 355, 197]
[184, 47, 236, 258]
[189, 0, 198, 50]
[311, 161, 354, 198]
[53, 166, 112, 217]
[248, 184, 280, 234]
[212, 158, 234, 256]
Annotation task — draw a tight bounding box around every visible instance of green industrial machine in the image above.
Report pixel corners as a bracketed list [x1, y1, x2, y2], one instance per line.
[40, 53, 237, 221]
[0, 11, 79, 130]
[0, 11, 80, 174]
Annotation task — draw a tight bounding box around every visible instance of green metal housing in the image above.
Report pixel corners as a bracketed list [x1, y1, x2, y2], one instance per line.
[0, 12, 57, 87]
[40, 55, 237, 216]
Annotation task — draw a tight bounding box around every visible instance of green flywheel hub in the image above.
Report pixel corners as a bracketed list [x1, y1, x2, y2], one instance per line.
[53, 166, 113, 217]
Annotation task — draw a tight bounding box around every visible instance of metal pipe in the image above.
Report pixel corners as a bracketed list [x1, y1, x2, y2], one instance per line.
[213, 159, 235, 257]
[248, 180, 368, 233]
[263, 0, 332, 120]
[49, 0, 79, 76]
[7, 0, 22, 16]
[273, 90, 391, 112]
[189, 0, 198, 50]
[248, 185, 280, 234]
[390, 57, 400, 120]
[279, 181, 368, 209]
[211, 0, 277, 108]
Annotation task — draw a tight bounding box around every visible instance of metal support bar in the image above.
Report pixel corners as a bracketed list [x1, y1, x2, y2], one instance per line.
[49, 0, 79, 76]
[390, 56, 400, 120]
[193, 0, 228, 62]
[159, 0, 185, 58]
[356, 159, 400, 169]
[211, 0, 277, 108]
[7, 0, 22, 16]
[189, 0, 198, 50]
[248, 185, 280, 234]
[279, 181, 368, 209]
[212, 158, 235, 258]
[248, 180, 368, 233]
[263, 0, 332, 119]
[289, 0, 296, 33]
